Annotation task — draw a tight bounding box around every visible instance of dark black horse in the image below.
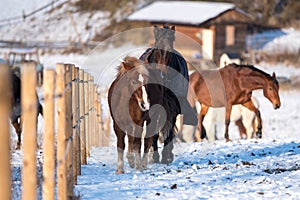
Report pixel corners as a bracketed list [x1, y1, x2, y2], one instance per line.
[10, 73, 43, 149]
[140, 24, 201, 164]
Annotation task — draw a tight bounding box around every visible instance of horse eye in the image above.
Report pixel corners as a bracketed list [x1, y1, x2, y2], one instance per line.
[131, 80, 137, 85]
[269, 87, 273, 91]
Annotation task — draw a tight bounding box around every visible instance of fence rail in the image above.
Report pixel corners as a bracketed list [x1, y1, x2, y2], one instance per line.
[0, 61, 109, 199]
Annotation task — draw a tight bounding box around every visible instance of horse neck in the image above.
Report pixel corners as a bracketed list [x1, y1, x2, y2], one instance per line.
[241, 70, 269, 90]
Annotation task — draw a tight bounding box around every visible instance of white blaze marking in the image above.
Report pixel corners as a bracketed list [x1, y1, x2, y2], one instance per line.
[138, 74, 144, 82]
[139, 74, 150, 111]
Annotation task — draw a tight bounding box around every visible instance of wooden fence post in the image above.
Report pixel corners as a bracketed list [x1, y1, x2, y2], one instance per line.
[89, 75, 95, 149]
[42, 69, 55, 200]
[104, 113, 111, 147]
[72, 66, 81, 184]
[64, 64, 74, 199]
[0, 64, 11, 200]
[79, 70, 87, 164]
[96, 91, 101, 147]
[56, 63, 67, 200]
[84, 73, 90, 157]
[75, 67, 81, 174]
[96, 92, 104, 146]
[21, 61, 38, 200]
[89, 76, 95, 148]
[94, 86, 100, 147]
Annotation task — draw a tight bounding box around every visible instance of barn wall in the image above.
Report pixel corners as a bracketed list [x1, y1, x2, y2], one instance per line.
[134, 9, 253, 66]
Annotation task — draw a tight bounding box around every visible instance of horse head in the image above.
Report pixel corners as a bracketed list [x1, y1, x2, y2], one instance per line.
[152, 24, 175, 72]
[263, 72, 281, 109]
[119, 56, 150, 111]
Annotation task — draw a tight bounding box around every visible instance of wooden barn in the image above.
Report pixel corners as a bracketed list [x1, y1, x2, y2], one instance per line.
[127, 1, 254, 68]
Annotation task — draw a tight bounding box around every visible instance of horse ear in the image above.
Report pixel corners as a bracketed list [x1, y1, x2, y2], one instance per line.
[122, 56, 134, 71]
[171, 25, 175, 31]
[272, 72, 276, 79]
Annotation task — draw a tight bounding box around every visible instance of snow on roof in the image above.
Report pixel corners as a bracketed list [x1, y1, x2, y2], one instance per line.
[127, 1, 235, 25]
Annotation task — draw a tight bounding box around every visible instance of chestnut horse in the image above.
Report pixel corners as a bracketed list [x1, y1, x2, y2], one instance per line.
[189, 63, 281, 142]
[108, 56, 151, 174]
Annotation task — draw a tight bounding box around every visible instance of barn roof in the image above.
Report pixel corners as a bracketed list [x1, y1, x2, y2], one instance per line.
[127, 1, 236, 26]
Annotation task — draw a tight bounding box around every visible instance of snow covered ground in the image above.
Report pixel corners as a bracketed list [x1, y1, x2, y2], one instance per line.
[74, 90, 300, 199]
[3, 1, 300, 199]
[9, 83, 300, 199]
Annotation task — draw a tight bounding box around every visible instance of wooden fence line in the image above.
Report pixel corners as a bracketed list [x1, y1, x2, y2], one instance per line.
[0, 62, 109, 199]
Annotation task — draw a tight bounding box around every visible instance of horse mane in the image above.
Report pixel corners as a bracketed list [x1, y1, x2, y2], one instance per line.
[115, 56, 148, 80]
[229, 63, 278, 85]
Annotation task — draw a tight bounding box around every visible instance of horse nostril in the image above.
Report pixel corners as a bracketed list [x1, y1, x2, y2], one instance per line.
[275, 104, 280, 109]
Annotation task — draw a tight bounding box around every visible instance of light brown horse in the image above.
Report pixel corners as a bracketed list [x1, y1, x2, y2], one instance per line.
[108, 56, 151, 174]
[189, 63, 281, 142]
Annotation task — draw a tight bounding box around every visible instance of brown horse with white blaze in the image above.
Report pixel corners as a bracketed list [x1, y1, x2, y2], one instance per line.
[108, 56, 151, 174]
[189, 63, 281, 142]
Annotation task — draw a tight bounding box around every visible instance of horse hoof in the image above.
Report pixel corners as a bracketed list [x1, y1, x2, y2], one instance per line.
[115, 169, 125, 174]
[225, 138, 232, 142]
[141, 164, 148, 171]
[126, 154, 135, 168]
[161, 154, 174, 164]
[153, 152, 160, 163]
[241, 134, 247, 140]
[161, 157, 173, 165]
[256, 131, 262, 138]
[129, 162, 135, 168]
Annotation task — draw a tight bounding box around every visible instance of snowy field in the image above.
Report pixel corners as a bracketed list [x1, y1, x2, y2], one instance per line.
[74, 90, 300, 200]
[9, 87, 300, 199]
[2, 1, 300, 199]
[8, 43, 300, 200]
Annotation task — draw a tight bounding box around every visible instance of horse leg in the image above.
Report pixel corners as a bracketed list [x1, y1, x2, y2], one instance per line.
[152, 134, 160, 163]
[195, 105, 208, 142]
[133, 135, 142, 170]
[13, 121, 22, 150]
[235, 118, 247, 139]
[114, 123, 126, 174]
[161, 128, 175, 164]
[242, 100, 262, 138]
[224, 105, 233, 142]
[126, 134, 135, 168]
[142, 134, 154, 169]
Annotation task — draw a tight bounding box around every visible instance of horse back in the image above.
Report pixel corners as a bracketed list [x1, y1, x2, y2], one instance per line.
[189, 70, 228, 107]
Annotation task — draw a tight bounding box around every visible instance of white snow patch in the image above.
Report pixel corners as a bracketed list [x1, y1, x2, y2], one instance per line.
[127, 1, 235, 25]
[262, 28, 300, 54]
